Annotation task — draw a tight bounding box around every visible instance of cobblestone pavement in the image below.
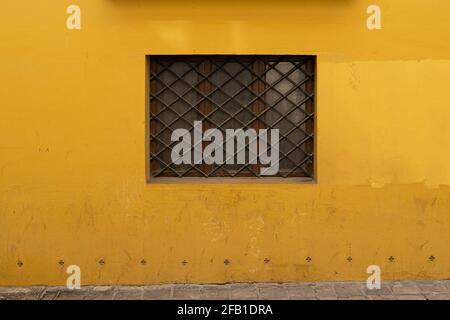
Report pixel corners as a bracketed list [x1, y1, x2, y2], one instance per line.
[1, 281, 450, 300]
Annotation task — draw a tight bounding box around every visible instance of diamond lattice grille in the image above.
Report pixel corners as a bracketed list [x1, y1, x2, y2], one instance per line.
[149, 55, 315, 178]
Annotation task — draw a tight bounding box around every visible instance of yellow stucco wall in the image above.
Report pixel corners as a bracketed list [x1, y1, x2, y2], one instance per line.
[1, 0, 450, 286]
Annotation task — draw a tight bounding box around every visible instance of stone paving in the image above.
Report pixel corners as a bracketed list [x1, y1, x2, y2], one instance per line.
[1, 281, 450, 300]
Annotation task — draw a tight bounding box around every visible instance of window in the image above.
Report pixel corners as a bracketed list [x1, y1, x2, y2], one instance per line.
[149, 55, 315, 179]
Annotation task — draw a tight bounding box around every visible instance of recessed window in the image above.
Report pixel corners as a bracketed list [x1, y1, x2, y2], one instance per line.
[149, 55, 315, 179]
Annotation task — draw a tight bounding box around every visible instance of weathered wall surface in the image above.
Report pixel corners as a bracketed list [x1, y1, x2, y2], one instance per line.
[0, 0, 450, 285]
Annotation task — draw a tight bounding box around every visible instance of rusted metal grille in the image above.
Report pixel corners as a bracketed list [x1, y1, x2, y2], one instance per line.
[149, 55, 315, 178]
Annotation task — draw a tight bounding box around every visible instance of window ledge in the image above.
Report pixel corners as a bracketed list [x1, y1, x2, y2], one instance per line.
[147, 177, 315, 184]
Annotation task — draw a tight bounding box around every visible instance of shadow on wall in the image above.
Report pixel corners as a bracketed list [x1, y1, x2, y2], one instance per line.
[106, 0, 355, 22]
[108, 0, 354, 7]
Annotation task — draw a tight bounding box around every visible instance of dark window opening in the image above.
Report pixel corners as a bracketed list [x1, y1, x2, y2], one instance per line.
[149, 55, 315, 178]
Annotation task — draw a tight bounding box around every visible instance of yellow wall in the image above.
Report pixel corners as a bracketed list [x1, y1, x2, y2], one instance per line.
[1, 0, 450, 286]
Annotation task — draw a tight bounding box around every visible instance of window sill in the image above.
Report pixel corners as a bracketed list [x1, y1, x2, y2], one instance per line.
[146, 177, 315, 184]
